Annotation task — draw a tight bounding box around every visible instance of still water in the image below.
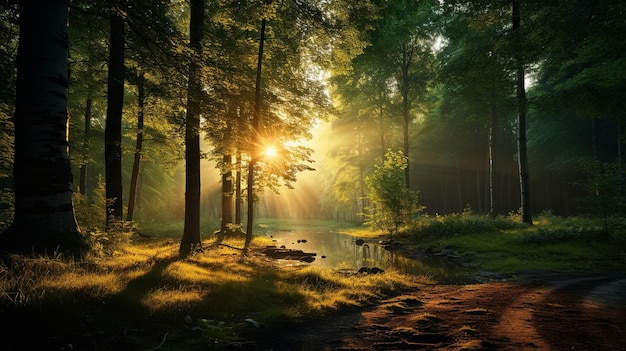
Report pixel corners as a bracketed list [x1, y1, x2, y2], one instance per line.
[262, 230, 476, 283]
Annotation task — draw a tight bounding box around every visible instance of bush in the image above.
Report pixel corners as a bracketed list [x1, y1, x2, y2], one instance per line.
[365, 150, 424, 236]
[410, 212, 524, 239]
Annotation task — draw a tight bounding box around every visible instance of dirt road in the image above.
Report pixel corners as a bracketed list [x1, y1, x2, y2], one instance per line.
[249, 273, 626, 350]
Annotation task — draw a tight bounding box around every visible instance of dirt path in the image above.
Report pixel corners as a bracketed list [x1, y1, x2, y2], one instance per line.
[248, 273, 626, 350]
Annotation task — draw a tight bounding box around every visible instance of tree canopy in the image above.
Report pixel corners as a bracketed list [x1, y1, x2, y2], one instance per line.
[1, 0, 625, 252]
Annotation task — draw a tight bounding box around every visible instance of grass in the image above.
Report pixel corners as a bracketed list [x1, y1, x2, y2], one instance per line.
[0, 235, 426, 350]
[2, 214, 625, 349]
[397, 212, 626, 274]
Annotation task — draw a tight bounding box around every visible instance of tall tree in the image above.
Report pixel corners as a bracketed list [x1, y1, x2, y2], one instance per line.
[78, 98, 92, 195]
[373, 0, 437, 188]
[126, 72, 145, 221]
[104, 0, 125, 227]
[179, 0, 204, 258]
[1, 0, 86, 255]
[245, 18, 266, 251]
[512, 0, 532, 224]
[437, 0, 515, 214]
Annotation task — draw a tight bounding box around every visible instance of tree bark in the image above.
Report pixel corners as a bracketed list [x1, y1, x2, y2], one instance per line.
[488, 99, 498, 215]
[79, 98, 92, 195]
[180, 0, 205, 258]
[105, 0, 125, 227]
[2, 0, 86, 255]
[235, 152, 242, 225]
[513, 0, 532, 224]
[400, 43, 411, 189]
[218, 153, 234, 240]
[245, 18, 266, 251]
[126, 74, 144, 222]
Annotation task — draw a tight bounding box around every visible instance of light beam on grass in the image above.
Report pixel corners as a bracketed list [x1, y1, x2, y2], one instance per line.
[164, 262, 252, 284]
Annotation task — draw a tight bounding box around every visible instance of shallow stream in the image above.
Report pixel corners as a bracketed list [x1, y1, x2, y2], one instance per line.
[262, 230, 477, 283]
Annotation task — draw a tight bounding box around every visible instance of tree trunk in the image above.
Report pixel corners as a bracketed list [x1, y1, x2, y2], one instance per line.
[180, 0, 204, 258]
[2, 0, 86, 256]
[218, 153, 234, 240]
[79, 98, 92, 195]
[488, 99, 498, 215]
[235, 151, 242, 225]
[126, 74, 145, 222]
[379, 102, 385, 161]
[245, 18, 266, 251]
[513, 0, 532, 224]
[400, 43, 411, 189]
[105, 0, 125, 227]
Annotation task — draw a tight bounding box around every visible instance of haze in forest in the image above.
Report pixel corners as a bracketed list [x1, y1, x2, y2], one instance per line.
[1, 0, 625, 246]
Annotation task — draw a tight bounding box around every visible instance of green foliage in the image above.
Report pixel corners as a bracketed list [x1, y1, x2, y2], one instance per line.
[86, 219, 135, 258]
[365, 150, 423, 236]
[577, 161, 626, 216]
[406, 212, 626, 273]
[73, 175, 107, 231]
[73, 176, 135, 256]
[411, 211, 524, 239]
[516, 225, 609, 245]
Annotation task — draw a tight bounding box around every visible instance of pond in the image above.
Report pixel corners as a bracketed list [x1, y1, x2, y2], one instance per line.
[262, 230, 478, 284]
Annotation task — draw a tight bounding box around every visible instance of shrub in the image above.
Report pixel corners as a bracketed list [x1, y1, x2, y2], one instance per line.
[410, 213, 523, 239]
[365, 150, 424, 236]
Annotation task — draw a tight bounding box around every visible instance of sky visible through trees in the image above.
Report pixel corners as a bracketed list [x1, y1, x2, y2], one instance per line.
[1, 0, 625, 247]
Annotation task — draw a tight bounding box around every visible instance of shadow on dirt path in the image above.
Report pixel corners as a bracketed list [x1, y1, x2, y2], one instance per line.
[244, 273, 626, 351]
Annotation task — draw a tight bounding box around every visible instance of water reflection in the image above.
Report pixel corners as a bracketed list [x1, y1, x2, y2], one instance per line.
[263, 230, 475, 283]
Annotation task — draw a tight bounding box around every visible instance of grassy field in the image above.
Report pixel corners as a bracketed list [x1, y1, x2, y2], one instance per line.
[0, 231, 427, 350]
[364, 212, 626, 274]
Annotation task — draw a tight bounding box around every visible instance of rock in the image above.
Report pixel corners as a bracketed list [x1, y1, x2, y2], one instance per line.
[358, 266, 385, 274]
[370, 267, 385, 274]
[355, 239, 365, 246]
[244, 318, 260, 328]
[262, 247, 316, 262]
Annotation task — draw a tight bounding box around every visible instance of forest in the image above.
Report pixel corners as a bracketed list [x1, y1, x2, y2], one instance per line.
[0, 0, 625, 251]
[1, 1, 626, 350]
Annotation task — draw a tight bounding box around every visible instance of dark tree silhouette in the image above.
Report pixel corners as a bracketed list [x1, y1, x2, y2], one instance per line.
[1, 0, 86, 255]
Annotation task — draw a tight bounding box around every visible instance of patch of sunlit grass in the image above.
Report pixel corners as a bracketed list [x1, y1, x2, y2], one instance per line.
[142, 286, 208, 313]
[2, 231, 434, 349]
[164, 261, 252, 284]
[271, 266, 422, 316]
[39, 272, 124, 296]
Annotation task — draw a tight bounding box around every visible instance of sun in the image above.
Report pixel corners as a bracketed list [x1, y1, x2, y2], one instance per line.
[264, 146, 278, 158]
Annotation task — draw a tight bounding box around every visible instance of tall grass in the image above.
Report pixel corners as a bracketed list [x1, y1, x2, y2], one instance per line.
[0, 236, 428, 350]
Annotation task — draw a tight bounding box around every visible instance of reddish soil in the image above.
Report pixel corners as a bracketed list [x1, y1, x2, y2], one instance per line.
[250, 273, 626, 351]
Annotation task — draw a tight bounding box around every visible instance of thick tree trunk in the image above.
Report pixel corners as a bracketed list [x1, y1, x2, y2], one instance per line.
[79, 98, 92, 195]
[105, 0, 125, 227]
[180, 0, 204, 258]
[2, 0, 86, 255]
[126, 74, 144, 222]
[513, 0, 532, 224]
